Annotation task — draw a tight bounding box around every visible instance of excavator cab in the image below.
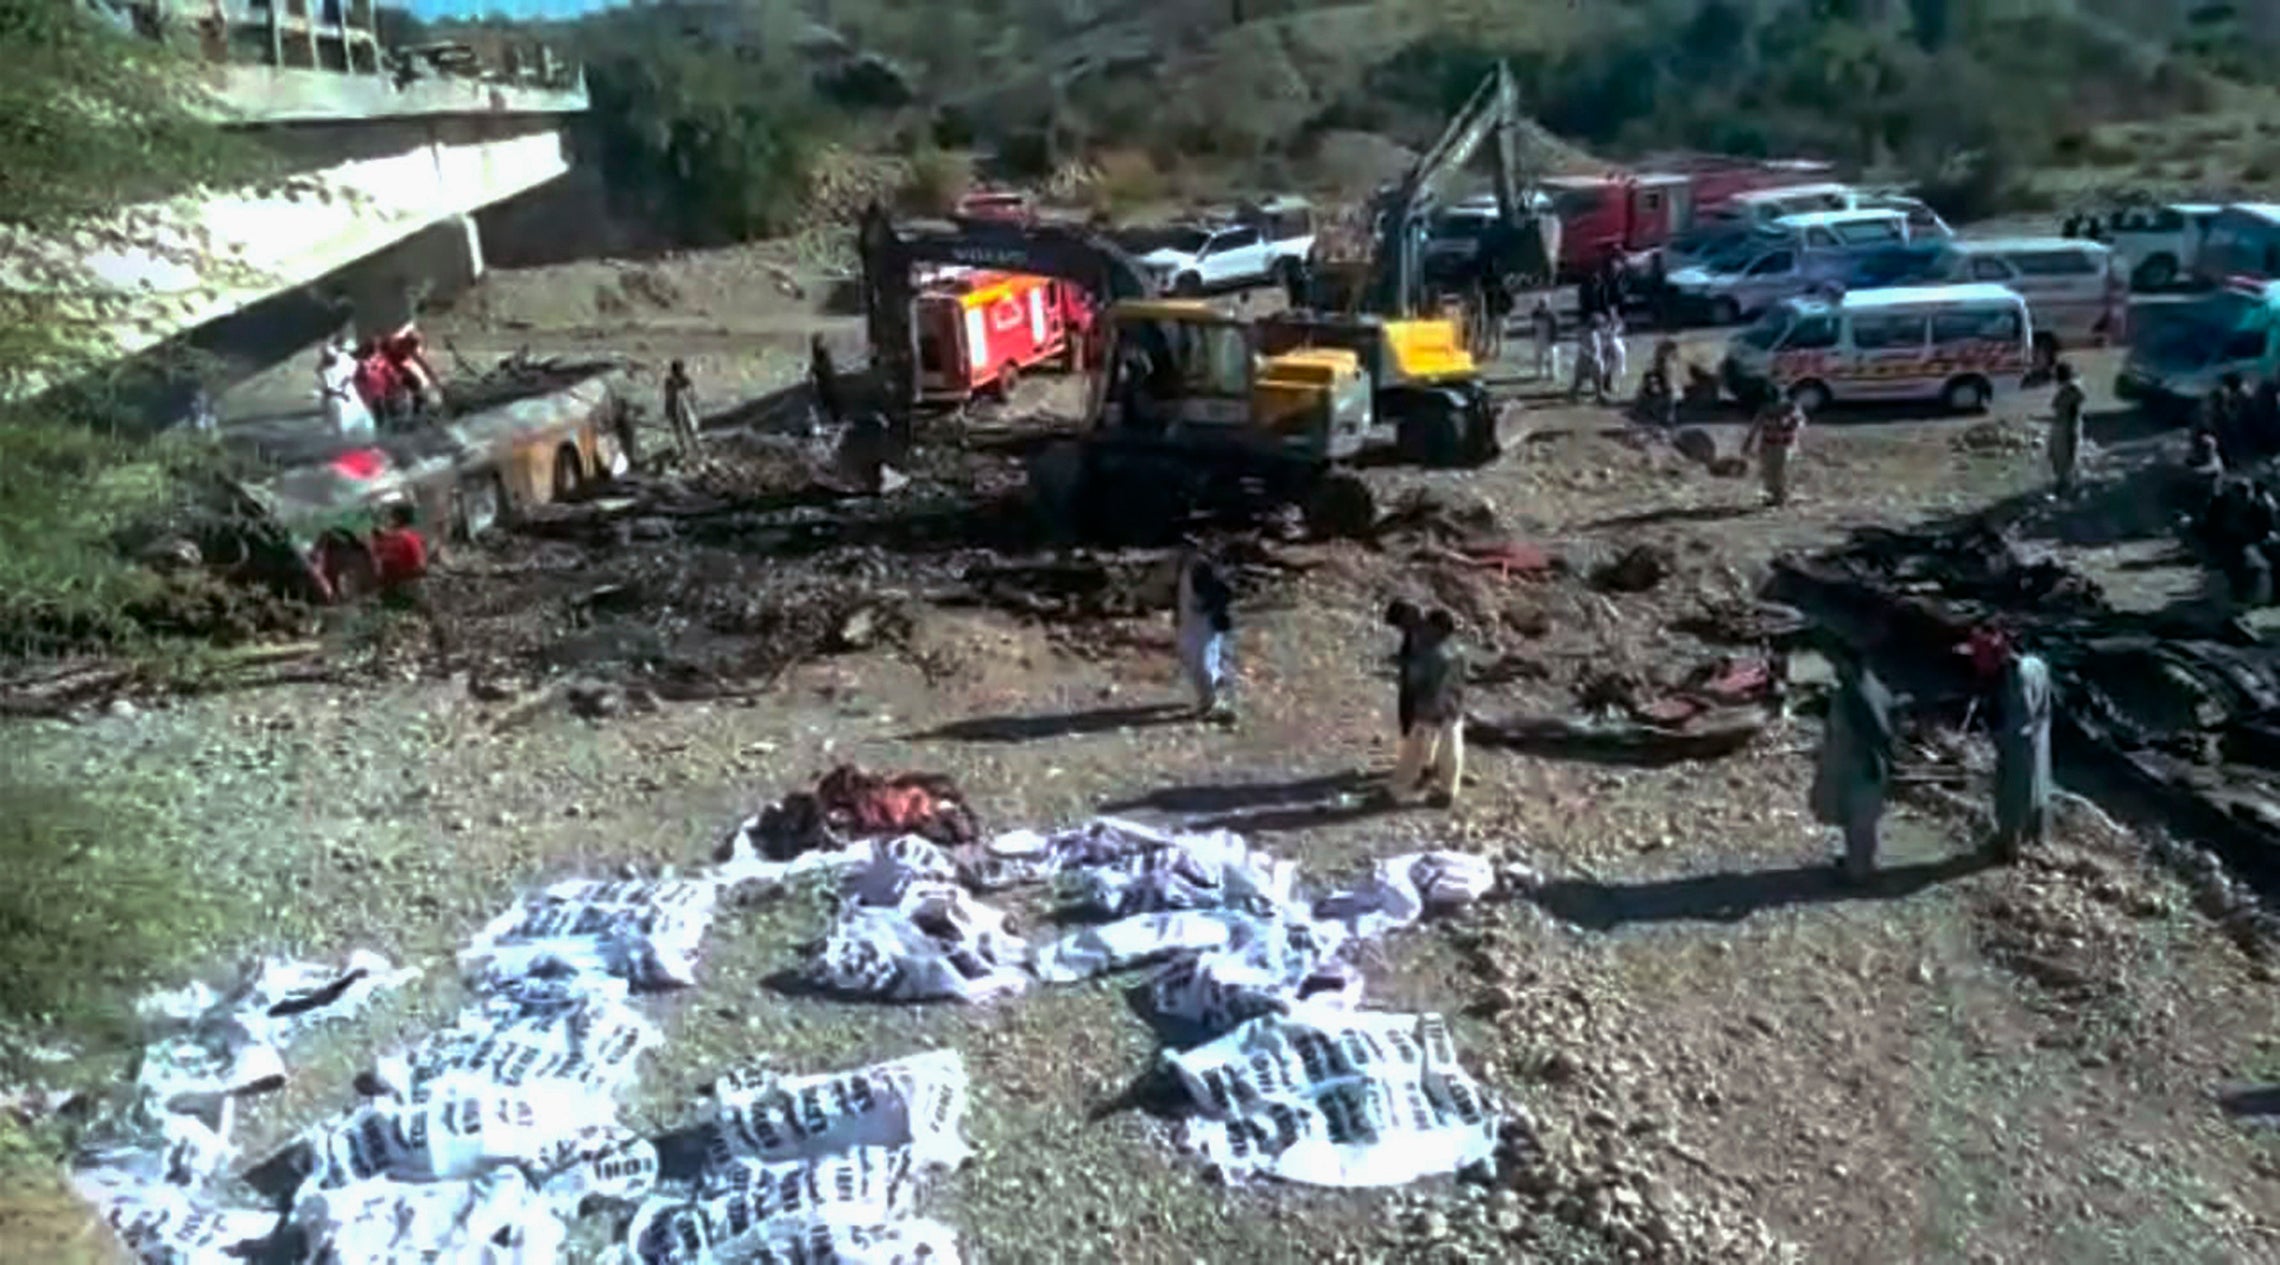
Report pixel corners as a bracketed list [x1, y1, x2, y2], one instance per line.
[1255, 310, 1499, 467]
[1090, 300, 1373, 465]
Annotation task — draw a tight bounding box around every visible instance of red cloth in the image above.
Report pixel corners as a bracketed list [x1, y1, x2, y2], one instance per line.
[354, 353, 399, 407]
[370, 525, 428, 587]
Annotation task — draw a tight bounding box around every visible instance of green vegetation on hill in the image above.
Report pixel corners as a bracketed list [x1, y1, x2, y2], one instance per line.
[485, 0, 2277, 239]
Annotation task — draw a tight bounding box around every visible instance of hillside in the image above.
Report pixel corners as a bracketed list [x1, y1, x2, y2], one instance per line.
[429, 0, 2280, 243]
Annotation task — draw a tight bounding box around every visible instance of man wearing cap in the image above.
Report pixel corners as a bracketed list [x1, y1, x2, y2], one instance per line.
[1963, 627, 2051, 863]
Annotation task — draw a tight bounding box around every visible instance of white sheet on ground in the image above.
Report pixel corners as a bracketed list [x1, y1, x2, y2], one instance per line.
[626, 1049, 970, 1265]
[462, 877, 720, 991]
[1165, 1006, 1498, 1187]
[800, 839, 1029, 1003]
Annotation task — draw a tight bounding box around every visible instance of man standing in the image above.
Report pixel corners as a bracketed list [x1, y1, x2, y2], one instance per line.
[369, 500, 447, 661]
[1570, 313, 1605, 403]
[1386, 601, 1466, 807]
[1529, 294, 1560, 381]
[1812, 646, 1896, 885]
[2048, 361, 2086, 500]
[663, 359, 702, 463]
[810, 334, 843, 428]
[317, 339, 374, 441]
[1963, 627, 2051, 864]
[1176, 548, 1236, 724]
[2207, 372, 2251, 466]
[1743, 396, 1806, 507]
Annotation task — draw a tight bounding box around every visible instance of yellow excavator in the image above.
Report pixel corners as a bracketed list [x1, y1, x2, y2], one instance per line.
[857, 80, 1554, 543]
[861, 206, 1380, 541]
[1262, 62, 1559, 468]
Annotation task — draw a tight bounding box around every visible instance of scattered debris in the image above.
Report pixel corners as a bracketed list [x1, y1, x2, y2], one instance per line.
[1587, 542, 1674, 594]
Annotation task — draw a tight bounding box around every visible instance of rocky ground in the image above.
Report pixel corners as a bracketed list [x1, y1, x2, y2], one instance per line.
[11, 248, 2280, 1264]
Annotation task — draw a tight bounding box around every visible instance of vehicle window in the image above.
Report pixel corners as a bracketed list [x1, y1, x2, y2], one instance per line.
[1833, 220, 1903, 245]
[1553, 189, 1605, 218]
[1746, 251, 1794, 276]
[1784, 315, 1839, 349]
[2224, 328, 2268, 361]
[1209, 226, 1260, 252]
[1641, 192, 1662, 212]
[1850, 313, 1928, 350]
[2011, 250, 2097, 277]
[1932, 307, 2023, 343]
[2152, 209, 2184, 233]
[1969, 256, 2013, 281]
[1805, 228, 1836, 248]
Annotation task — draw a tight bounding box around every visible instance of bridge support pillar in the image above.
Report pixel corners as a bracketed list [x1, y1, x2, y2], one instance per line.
[336, 213, 488, 342]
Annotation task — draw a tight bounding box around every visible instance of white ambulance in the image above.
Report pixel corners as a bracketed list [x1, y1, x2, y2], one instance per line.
[1720, 283, 2033, 413]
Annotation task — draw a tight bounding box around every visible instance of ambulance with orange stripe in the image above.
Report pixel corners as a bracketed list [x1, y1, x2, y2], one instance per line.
[1720, 283, 2033, 414]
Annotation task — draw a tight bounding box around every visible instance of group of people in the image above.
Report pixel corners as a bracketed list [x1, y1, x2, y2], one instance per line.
[316, 325, 440, 440]
[1816, 625, 2052, 885]
[1170, 550, 1468, 806]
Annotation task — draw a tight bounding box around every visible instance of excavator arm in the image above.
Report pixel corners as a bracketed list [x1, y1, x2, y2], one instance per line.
[857, 203, 1157, 427]
[1365, 62, 1548, 317]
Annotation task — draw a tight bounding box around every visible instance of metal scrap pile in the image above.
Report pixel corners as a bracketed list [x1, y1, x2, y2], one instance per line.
[1770, 519, 2280, 893]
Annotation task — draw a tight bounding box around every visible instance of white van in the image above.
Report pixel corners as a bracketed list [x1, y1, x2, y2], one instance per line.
[1927, 237, 2123, 350]
[1721, 283, 2032, 413]
[1712, 182, 1860, 228]
[1773, 208, 1911, 251]
[1665, 210, 1911, 323]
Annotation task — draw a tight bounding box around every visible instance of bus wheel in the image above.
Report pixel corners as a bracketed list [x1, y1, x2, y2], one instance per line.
[990, 363, 1020, 402]
[1788, 379, 1832, 415]
[552, 444, 584, 501]
[1942, 375, 1991, 414]
[454, 473, 504, 541]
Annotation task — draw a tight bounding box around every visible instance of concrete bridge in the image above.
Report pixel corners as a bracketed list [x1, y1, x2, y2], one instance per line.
[29, 1, 589, 389]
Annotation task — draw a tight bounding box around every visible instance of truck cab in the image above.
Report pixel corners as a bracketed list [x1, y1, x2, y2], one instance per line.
[2117, 279, 2280, 419]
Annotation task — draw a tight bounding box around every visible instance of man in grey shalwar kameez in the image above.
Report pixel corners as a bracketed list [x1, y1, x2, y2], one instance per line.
[1967, 628, 2052, 863]
[1812, 648, 1896, 884]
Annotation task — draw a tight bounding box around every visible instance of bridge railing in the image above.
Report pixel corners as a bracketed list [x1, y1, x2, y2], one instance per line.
[93, 1, 582, 92]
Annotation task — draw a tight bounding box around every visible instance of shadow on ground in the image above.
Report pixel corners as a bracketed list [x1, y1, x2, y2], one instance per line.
[1098, 768, 1408, 833]
[911, 703, 1192, 743]
[1531, 852, 1994, 930]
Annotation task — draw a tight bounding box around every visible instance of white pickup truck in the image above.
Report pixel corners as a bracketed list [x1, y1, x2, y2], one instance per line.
[1137, 197, 1315, 295]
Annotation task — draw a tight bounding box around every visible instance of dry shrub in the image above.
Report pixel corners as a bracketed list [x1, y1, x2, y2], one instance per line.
[896, 144, 971, 216]
[1089, 148, 1166, 214]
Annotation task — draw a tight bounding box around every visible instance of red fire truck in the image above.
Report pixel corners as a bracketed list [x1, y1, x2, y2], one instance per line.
[913, 270, 1095, 403]
[1543, 157, 1837, 279]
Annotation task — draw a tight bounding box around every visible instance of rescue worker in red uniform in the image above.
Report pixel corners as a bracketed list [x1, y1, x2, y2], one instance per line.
[379, 325, 439, 418]
[352, 340, 404, 427]
[370, 501, 447, 659]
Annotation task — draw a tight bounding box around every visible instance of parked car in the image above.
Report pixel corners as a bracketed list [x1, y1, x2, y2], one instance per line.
[1136, 198, 1314, 295]
[1925, 237, 2124, 353]
[2101, 202, 2220, 290]
[2117, 278, 2280, 420]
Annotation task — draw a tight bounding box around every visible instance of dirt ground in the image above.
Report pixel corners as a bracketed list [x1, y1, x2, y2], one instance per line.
[14, 250, 2280, 1264]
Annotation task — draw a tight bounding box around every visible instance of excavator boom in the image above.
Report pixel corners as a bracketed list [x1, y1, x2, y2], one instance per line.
[1366, 63, 1544, 317]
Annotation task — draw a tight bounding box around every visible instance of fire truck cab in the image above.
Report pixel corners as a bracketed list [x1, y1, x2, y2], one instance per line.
[914, 270, 1093, 403]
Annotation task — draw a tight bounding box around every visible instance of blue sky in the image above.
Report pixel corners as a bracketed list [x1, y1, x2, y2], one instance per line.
[405, 0, 623, 19]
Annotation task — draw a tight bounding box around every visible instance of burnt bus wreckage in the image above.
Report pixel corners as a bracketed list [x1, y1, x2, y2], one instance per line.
[1769, 519, 2280, 902]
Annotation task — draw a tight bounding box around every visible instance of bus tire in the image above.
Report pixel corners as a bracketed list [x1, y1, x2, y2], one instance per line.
[1788, 379, 1832, 415]
[1942, 375, 1992, 414]
[454, 473, 504, 542]
[552, 444, 584, 501]
[990, 363, 1019, 401]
